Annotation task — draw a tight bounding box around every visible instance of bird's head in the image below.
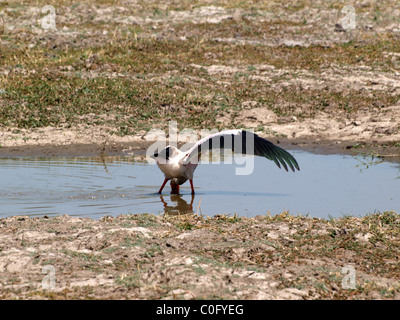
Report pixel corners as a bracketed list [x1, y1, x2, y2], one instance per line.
[152, 145, 179, 163]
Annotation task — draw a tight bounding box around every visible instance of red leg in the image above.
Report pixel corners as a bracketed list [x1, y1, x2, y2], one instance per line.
[158, 178, 168, 194]
[189, 194, 195, 207]
[189, 179, 195, 195]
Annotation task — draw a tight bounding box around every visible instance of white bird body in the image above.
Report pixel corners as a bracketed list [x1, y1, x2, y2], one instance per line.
[156, 147, 197, 184]
[152, 129, 299, 194]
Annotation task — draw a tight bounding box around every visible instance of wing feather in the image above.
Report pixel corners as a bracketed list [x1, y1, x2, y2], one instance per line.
[183, 130, 299, 172]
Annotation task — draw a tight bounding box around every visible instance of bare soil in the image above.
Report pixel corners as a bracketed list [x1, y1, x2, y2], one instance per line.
[0, 1, 400, 161]
[0, 0, 400, 300]
[1, 212, 399, 300]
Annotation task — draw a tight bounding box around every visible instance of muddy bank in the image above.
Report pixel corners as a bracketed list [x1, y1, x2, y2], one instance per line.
[0, 128, 399, 164]
[0, 212, 399, 299]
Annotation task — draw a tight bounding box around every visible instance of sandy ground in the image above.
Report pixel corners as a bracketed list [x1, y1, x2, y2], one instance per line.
[0, 119, 399, 160]
[0, 1, 400, 159]
[0, 212, 399, 300]
[1, 0, 400, 300]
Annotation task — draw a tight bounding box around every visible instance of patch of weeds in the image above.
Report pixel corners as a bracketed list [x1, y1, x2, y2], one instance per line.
[314, 280, 329, 293]
[128, 213, 158, 227]
[103, 246, 118, 254]
[194, 255, 226, 269]
[363, 211, 400, 232]
[115, 273, 140, 288]
[166, 75, 185, 88]
[3, 34, 397, 132]
[61, 249, 101, 269]
[255, 125, 265, 132]
[212, 213, 241, 223]
[266, 210, 293, 222]
[378, 211, 400, 226]
[233, 71, 249, 80]
[262, 240, 280, 250]
[192, 264, 207, 275]
[177, 221, 195, 231]
[120, 234, 143, 247]
[142, 243, 162, 258]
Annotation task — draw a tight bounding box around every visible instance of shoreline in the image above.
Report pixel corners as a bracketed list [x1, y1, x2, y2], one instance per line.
[0, 138, 400, 163]
[1, 133, 399, 163]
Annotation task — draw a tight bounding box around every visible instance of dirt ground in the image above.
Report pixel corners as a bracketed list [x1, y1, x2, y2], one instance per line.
[0, 212, 399, 300]
[0, 0, 400, 160]
[0, 0, 400, 300]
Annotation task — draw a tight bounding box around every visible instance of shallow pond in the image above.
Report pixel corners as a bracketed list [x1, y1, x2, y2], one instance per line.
[0, 150, 399, 219]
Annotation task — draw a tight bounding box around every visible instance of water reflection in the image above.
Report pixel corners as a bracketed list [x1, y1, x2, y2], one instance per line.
[160, 194, 195, 215]
[355, 154, 400, 179]
[355, 154, 385, 170]
[0, 152, 399, 219]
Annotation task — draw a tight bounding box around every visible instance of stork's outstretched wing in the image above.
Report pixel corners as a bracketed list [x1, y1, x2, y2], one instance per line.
[182, 130, 300, 172]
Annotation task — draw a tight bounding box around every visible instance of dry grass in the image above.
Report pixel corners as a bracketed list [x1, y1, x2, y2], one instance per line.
[0, 211, 399, 299]
[1, 0, 399, 136]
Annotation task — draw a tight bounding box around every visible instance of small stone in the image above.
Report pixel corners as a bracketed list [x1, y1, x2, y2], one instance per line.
[372, 101, 385, 108]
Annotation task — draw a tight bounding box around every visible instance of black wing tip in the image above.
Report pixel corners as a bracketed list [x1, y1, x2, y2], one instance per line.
[286, 157, 300, 172]
[255, 135, 300, 172]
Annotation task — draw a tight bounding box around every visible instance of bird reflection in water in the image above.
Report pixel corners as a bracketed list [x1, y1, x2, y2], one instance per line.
[160, 194, 195, 215]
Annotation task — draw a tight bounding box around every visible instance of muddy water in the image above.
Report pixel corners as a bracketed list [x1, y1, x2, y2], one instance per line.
[0, 151, 399, 219]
